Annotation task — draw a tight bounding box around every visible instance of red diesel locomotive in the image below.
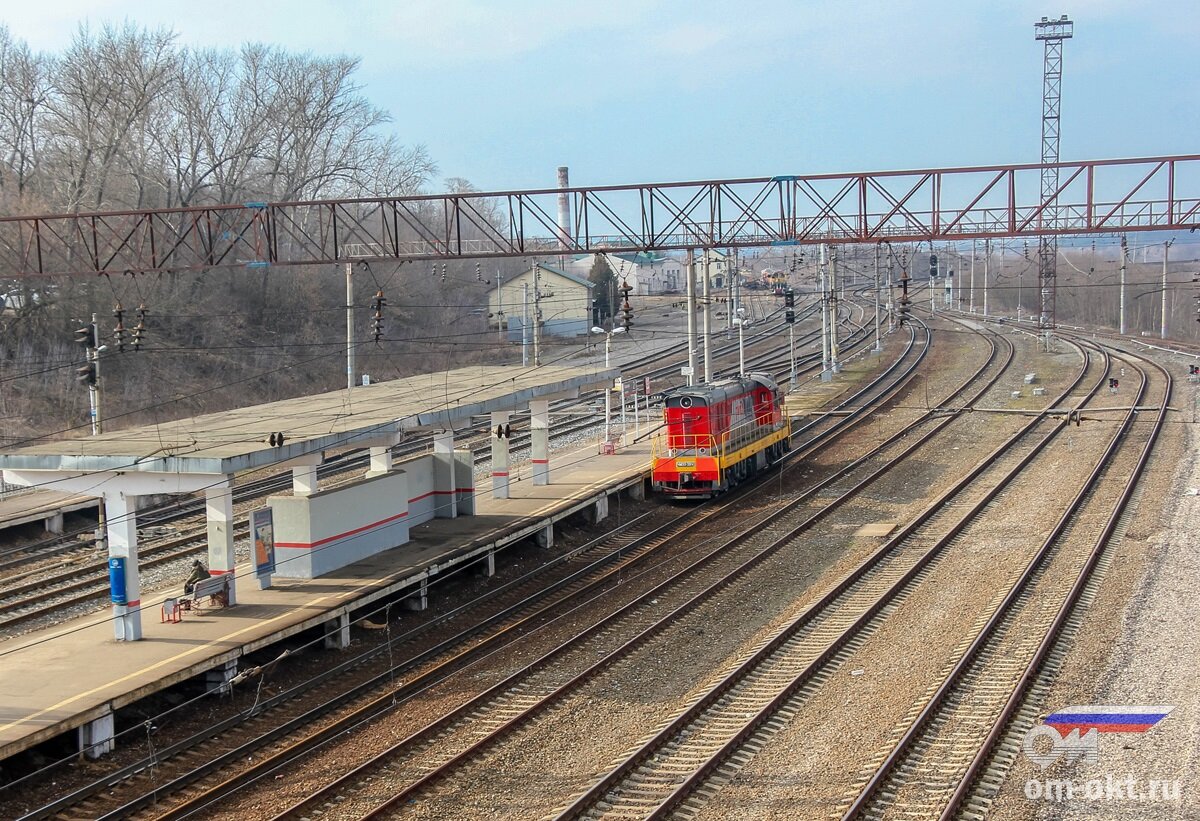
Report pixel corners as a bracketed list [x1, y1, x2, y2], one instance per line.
[651, 373, 790, 498]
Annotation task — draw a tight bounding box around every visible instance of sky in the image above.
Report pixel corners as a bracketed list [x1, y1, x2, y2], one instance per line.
[3, 0, 1197, 194]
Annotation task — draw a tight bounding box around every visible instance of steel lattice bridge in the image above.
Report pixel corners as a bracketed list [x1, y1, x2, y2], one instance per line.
[1, 154, 1197, 277]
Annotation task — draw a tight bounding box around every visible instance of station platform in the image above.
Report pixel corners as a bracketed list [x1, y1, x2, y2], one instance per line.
[0, 489, 97, 534]
[0, 435, 652, 762]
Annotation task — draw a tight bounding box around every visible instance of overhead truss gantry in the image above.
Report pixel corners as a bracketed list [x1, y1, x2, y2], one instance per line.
[1, 154, 1197, 278]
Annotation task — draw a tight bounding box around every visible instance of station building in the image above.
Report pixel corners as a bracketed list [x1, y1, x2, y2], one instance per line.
[489, 263, 594, 341]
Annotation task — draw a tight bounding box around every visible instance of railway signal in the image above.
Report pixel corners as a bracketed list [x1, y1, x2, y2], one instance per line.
[74, 322, 97, 351]
[75, 361, 97, 386]
[898, 269, 912, 325]
[929, 254, 939, 279]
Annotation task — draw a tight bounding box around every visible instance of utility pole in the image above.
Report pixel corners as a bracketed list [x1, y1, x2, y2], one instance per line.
[730, 248, 740, 338]
[819, 243, 831, 381]
[983, 239, 991, 318]
[345, 262, 355, 390]
[521, 282, 530, 366]
[829, 244, 840, 373]
[496, 271, 505, 343]
[1035, 15, 1074, 350]
[1119, 235, 1128, 335]
[702, 250, 712, 383]
[74, 316, 105, 548]
[969, 240, 976, 314]
[873, 244, 882, 352]
[887, 252, 895, 331]
[1162, 239, 1173, 339]
[685, 248, 697, 386]
[532, 263, 542, 366]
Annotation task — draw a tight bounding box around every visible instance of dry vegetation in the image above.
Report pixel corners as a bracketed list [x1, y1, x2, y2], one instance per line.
[0, 24, 527, 447]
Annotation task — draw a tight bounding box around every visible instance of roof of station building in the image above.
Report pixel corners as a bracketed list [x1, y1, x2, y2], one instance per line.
[0, 364, 617, 476]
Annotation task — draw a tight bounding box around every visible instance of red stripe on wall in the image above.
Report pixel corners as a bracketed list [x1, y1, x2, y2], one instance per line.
[276, 511, 409, 550]
[125, 599, 141, 607]
[531, 459, 549, 464]
[209, 568, 234, 575]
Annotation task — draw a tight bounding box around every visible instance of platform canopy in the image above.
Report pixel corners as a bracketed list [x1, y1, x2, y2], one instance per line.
[0, 364, 617, 478]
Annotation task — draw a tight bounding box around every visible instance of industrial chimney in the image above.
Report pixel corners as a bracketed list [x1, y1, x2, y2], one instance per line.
[556, 166, 571, 249]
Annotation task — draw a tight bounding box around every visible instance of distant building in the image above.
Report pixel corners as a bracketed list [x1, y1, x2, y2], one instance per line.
[488, 263, 595, 341]
[564, 252, 687, 296]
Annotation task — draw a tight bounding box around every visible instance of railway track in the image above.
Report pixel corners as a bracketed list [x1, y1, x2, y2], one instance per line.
[843, 341, 1170, 820]
[9, 305, 879, 818]
[0, 301, 864, 628]
[183, 322, 1038, 820]
[543, 334, 1104, 819]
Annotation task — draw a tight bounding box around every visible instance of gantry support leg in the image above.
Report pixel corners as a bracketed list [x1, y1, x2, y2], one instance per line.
[530, 399, 550, 485]
[433, 430, 457, 518]
[104, 491, 142, 641]
[205, 480, 237, 606]
[490, 411, 511, 499]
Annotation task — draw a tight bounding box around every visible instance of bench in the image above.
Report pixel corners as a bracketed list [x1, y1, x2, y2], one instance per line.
[187, 574, 231, 609]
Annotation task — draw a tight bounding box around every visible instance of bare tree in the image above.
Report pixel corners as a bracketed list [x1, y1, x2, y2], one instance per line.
[0, 26, 51, 206]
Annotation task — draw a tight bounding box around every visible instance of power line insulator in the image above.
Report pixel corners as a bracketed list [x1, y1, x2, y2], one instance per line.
[132, 303, 148, 351]
[371, 290, 386, 342]
[112, 302, 125, 352]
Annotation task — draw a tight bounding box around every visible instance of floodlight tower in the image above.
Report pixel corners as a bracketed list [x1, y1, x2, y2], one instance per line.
[1035, 14, 1073, 349]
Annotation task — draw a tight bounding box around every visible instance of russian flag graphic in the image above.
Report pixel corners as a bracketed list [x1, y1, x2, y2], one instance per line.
[1045, 705, 1174, 735]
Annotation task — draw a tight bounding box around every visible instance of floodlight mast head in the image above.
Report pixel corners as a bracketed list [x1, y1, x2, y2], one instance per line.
[1035, 15, 1073, 40]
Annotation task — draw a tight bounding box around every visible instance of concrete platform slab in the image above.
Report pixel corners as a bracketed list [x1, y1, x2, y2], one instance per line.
[0, 436, 650, 762]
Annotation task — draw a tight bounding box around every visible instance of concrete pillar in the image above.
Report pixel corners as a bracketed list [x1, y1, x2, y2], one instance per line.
[324, 612, 351, 649]
[584, 494, 610, 525]
[530, 399, 550, 485]
[367, 446, 393, 477]
[535, 523, 554, 549]
[477, 550, 495, 577]
[44, 511, 64, 534]
[206, 659, 237, 693]
[104, 491, 142, 642]
[626, 479, 646, 502]
[404, 578, 428, 611]
[490, 411, 511, 499]
[205, 481, 237, 606]
[433, 430, 457, 518]
[454, 449, 475, 515]
[79, 708, 114, 759]
[292, 464, 318, 495]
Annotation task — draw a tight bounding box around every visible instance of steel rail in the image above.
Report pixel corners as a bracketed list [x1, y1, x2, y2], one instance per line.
[16, 304, 890, 820]
[841, 343, 1150, 818]
[933, 342, 1170, 821]
[553, 337, 1100, 819]
[157, 324, 926, 820]
[0, 314, 830, 628]
[290, 325, 1021, 819]
[273, 327, 935, 821]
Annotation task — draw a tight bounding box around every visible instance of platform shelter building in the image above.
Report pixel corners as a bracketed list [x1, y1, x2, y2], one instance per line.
[0, 364, 617, 642]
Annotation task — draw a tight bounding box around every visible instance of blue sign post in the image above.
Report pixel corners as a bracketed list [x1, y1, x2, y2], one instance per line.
[108, 557, 127, 605]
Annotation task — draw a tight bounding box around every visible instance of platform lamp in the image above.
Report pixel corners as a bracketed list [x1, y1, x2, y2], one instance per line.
[592, 326, 626, 447]
[732, 310, 750, 376]
[591, 325, 626, 368]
